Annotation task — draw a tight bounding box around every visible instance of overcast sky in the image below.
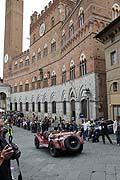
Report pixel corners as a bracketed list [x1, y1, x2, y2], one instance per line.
[0, 0, 50, 78]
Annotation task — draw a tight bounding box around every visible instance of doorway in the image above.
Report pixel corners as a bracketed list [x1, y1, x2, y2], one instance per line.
[71, 99, 76, 121]
[81, 99, 87, 118]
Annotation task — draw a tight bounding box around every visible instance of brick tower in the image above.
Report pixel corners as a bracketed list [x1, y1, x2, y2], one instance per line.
[4, 0, 23, 59]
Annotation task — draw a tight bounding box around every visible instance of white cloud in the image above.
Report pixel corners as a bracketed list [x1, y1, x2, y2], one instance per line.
[0, 0, 50, 78]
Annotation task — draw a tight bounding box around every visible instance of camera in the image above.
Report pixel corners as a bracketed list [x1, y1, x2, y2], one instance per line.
[10, 143, 21, 159]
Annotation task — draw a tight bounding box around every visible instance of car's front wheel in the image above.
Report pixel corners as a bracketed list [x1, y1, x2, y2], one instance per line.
[34, 137, 39, 149]
[49, 143, 58, 157]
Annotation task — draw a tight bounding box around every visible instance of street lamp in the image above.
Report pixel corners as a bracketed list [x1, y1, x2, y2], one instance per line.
[85, 88, 90, 120]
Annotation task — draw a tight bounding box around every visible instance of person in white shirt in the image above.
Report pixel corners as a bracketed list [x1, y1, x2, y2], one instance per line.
[113, 116, 120, 145]
[83, 120, 88, 140]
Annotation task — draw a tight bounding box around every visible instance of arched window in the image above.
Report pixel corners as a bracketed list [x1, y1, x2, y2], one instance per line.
[70, 60, 75, 80]
[43, 44, 48, 57]
[32, 82, 35, 90]
[25, 102, 29, 111]
[61, 30, 66, 46]
[79, 7, 84, 27]
[62, 65, 66, 83]
[112, 4, 120, 20]
[31, 77, 36, 90]
[113, 82, 118, 92]
[51, 39, 56, 53]
[52, 101, 56, 114]
[32, 53, 36, 63]
[63, 100, 66, 115]
[51, 17, 55, 27]
[51, 71, 56, 86]
[37, 48, 41, 60]
[14, 85, 17, 93]
[19, 59, 24, 68]
[25, 82, 29, 91]
[25, 56, 29, 66]
[37, 79, 41, 89]
[32, 102, 35, 112]
[44, 101, 48, 113]
[80, 53, 87, 76]
[38, 102, 41, 112]
[69, 20, 74, 37]
[43, 75, 48, 88]
[19, 82, 23, 92]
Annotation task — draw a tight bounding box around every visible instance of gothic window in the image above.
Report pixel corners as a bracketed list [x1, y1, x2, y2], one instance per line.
[37, 80, 41, 89]
[39, 68, 43, 80]
[52, 101, 56, 114]
[25, 57, 30, 66]
[80, 53, 87, 76]
[51, 39, 56, 53]
[69, 20, 74, 38]
[63, 100, 67, 115]
[43, 77, 48, 88]
[112, 4, 120, 20]
[10, 87, 12, 94]
[32, 53, 36, 63]
[19, 59, 23, 68]
[61, 34, 66, 46]
[26, 102, 29, 111]
[14, 86, 17, 93]
[79, 7, 84, 27]
[25, 83, 29, 91]
[43, 44, 48, 57]
[38, 102, 41, 112]
[51, 71, 56, 86]
[37, 49, 41, 60]
[19, 85, 23, 92]
[70, 60, 75, 80]
[32, 82, 35, 90]
[62, 65, 66, 83]
[51, 17, 55, 27]
[44, 101, 48, 113]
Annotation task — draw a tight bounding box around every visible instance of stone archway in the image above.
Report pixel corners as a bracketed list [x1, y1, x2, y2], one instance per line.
[0, 92, 7, 110]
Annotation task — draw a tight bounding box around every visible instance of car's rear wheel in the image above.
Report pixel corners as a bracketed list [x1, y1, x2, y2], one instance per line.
[34, 137, 39, 149]
[49, 143, 58, 157]
[64, 136, 80, 151]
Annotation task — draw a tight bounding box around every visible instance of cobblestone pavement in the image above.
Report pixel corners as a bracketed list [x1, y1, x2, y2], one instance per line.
[11, 127, 120, 180]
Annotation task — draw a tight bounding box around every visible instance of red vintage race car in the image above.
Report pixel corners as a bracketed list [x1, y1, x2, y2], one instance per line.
[34, 131, 84, 157]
